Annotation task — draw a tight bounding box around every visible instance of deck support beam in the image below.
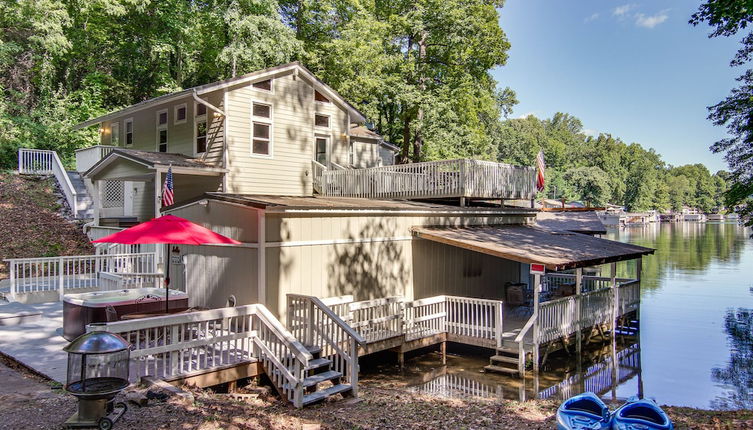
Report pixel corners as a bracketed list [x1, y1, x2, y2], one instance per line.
[440, 341, 446, 365]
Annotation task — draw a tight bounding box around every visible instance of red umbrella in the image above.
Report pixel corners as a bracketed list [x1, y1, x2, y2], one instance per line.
[92, 214, 241, 313]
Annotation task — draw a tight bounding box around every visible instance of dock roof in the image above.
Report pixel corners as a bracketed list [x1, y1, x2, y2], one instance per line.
[411, 225, 654, 271]
[535, 210, 607, 235]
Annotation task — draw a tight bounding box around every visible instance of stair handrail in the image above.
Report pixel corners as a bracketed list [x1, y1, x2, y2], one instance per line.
[514, 313, 537, 376]
[18, 148, 79, 216]
[287, 294, 365, 398]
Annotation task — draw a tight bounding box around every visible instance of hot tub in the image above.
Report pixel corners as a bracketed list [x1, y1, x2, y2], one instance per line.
[63, 288, 189, 340]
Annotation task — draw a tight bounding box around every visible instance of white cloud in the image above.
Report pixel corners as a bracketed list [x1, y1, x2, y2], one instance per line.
[583, 129, 600, 137]
[517, 112, 537, 119]
[612, 4, 635, 17]
[635, 10, 669, 28]
[584, 12, 600, 23]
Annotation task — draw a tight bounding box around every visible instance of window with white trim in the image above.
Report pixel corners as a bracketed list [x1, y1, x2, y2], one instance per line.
[156, 109, 168, 152]
[194, 102, 208, 154]
[110, 122, 120, 146]
[315, 136, 328, 165]
[124, 118, 133, 146]
[251, 101, 272, 156]
[314, 114, 330, 129]
[174, 103, 187, 125]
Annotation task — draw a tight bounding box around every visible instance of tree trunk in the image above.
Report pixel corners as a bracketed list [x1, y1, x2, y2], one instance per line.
[412, 31, 428, 162]
[401, 108, 412, 164]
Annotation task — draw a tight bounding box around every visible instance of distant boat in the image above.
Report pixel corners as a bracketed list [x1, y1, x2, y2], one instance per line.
[556, 392, 611, 430]
[611, 397, 673, 430]
[707, 214, 724, 221]
[726, 213, 739, 220]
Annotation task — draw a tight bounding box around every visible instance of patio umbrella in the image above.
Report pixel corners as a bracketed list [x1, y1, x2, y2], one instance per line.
[92, 214, 241, 313]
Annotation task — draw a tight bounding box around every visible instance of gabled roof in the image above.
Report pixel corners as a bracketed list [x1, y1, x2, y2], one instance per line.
[84, 148, 225, 178]
[349, 125, 399, 152]
[74, 62, 367, 130]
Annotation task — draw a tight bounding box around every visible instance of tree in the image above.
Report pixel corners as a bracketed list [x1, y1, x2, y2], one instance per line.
[562, 166, 610, 207]
[691, 0, 753, 228]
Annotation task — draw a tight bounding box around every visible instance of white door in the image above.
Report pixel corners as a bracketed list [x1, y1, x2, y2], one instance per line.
[123, 181, 134, 217]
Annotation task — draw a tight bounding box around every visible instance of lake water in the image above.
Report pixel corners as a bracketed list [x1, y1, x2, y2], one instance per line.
[360, 222, 753, 410]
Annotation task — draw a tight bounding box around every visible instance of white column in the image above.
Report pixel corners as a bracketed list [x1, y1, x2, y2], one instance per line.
[93, 179, 101, 226]
[258, 210, 266, 306]
[575, 267, 583, 357]
[154, 171, 161, 218]
[532, 272, 541, 374]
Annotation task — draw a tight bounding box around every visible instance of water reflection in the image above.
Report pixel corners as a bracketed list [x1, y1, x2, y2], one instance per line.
[711, 308, 753, 410]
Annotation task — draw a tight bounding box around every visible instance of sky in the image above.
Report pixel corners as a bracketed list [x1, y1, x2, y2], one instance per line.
[493, 0, 743, 172]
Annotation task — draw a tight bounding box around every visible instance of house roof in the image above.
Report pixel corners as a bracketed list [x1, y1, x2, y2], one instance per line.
[535, 211, 607, 235]
[349, 126, 399, 152]
[165, 192, 537, 215]
[84, 148, 225, 178]
[74, 62, 367, 130]
[411, 225, 654, 271]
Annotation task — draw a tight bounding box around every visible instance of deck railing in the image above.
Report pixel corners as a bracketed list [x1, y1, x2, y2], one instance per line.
[75, 145, 115, 173]
[5, 252, 157, 300]
[99, 272, 164, 291]
[311, 160, 326, 194]
[89, 304, 313, 408]
[287, 295, 364, 397]
[18, 148, 82, 217]
[320, 158, 537, 200]
[304, 294, 503, 349]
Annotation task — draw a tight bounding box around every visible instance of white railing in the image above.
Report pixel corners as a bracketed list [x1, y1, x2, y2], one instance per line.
[617, 280, 640, 316]
[88, 304, 313, 408]
[346, 296, 404, 343]
[75, 145, 115, 173]
[321, 158, 537, 200]
[287, 295, 365, 398]
[444, 296, 503, 348]
[404, 296, 447, 341]
[5, 252, 157, 300]
[311, 160, 326, 193]
[308, 294, 503, 349]
[18, 148, 54, 174]
[99, 272, 164, 291]
[18, 148, 82, 217]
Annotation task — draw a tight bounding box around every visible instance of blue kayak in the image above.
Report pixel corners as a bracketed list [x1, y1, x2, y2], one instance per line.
[611, 397, 673, 430]
[556, 392, 611, 430]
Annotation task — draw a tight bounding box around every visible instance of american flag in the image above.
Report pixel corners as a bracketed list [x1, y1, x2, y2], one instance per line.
[535, 150, 546, 192]
[162, 166, 174, 207]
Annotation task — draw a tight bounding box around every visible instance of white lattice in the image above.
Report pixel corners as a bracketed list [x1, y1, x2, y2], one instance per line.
[102, 180, 124, 208]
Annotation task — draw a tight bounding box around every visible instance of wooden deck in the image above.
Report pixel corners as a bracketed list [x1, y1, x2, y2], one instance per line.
[318, 159, 537, 201]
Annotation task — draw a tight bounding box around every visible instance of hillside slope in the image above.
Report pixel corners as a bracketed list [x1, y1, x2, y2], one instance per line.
[0, 172, 93, 279]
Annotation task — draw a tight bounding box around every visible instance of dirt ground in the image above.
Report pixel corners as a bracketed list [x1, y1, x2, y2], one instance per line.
[1, 358, 751, 430]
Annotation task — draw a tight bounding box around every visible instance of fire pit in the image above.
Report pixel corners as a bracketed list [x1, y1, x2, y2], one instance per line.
[63, 331, 130, 429]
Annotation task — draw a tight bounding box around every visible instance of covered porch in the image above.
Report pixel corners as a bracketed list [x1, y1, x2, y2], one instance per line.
[84, 148, 226, 226]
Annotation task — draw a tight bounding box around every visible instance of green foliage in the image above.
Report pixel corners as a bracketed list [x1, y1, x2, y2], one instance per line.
[497, 112, 727, 211]
[691, 0, 753, 228]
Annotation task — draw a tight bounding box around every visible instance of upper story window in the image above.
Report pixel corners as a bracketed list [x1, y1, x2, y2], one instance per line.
[124, 118, 133, 146]
[110, 122, 119, 146]
[314, 90, 330, 103]
[314, 114, 330, 129]
[251, 101, 272, 156]
[174, 103, 187, 125]
[252, 79, 272, 92]
[194, 102, 207, 155]
[156, 109, 168, 152]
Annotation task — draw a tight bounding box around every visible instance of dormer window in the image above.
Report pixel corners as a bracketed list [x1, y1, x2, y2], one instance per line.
[314, 90, 330, 103]
[174, 103, 187, 124]
[253, 79, 272, 92]
[314, 114, 330, 128]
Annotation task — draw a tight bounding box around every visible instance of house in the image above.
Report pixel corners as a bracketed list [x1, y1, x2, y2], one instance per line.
[9, 63, 653, 399]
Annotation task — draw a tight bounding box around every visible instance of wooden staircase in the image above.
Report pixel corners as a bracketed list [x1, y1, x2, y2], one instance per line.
[485, 341, 524, 376]
[295, 345, 353, 406]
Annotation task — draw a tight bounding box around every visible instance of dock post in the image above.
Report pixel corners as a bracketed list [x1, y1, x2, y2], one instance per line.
[440, 341, 446, 365]
[533, 273, 541, 374]
[610, 262, 618, 337]
[397, 349, 405, 368]
[575, 268, 583, 357]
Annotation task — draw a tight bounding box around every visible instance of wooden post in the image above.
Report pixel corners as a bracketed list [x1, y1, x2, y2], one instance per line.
[636, 258, 642, 282]
[495, 301, 503, 349]
[611, 262, 618, 336]
[575, 268, 583, 357]
[533, 273, 541, 374]
[350, 337, 359, 397]
[9, 261, 15, 302]
[440, 341, 447, 365]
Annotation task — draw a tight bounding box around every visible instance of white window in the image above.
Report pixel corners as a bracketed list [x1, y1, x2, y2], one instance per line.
[156, 109, 168, 152]
[315, 136, 328, 165]
[314, 114, 330, 129]
[251, 101, 272, 156]
[194, 102, 208, 155]
[314, 90, 330, 103]
[110, 122, 120, 146]
[174, 103, 187, 125]
[124, 118, 133, 146]
[252, 79, 273, 92]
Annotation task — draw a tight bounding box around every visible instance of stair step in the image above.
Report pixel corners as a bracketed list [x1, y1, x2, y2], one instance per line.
[305, 345, 322, 356]
[496, 346, 519, 354]
[285, 370, 342, 390]
[302, 383, 352, 406]
[305, 357, 332, 372]
[484, 364, 519, 375]
[490, 355, 519, 364]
